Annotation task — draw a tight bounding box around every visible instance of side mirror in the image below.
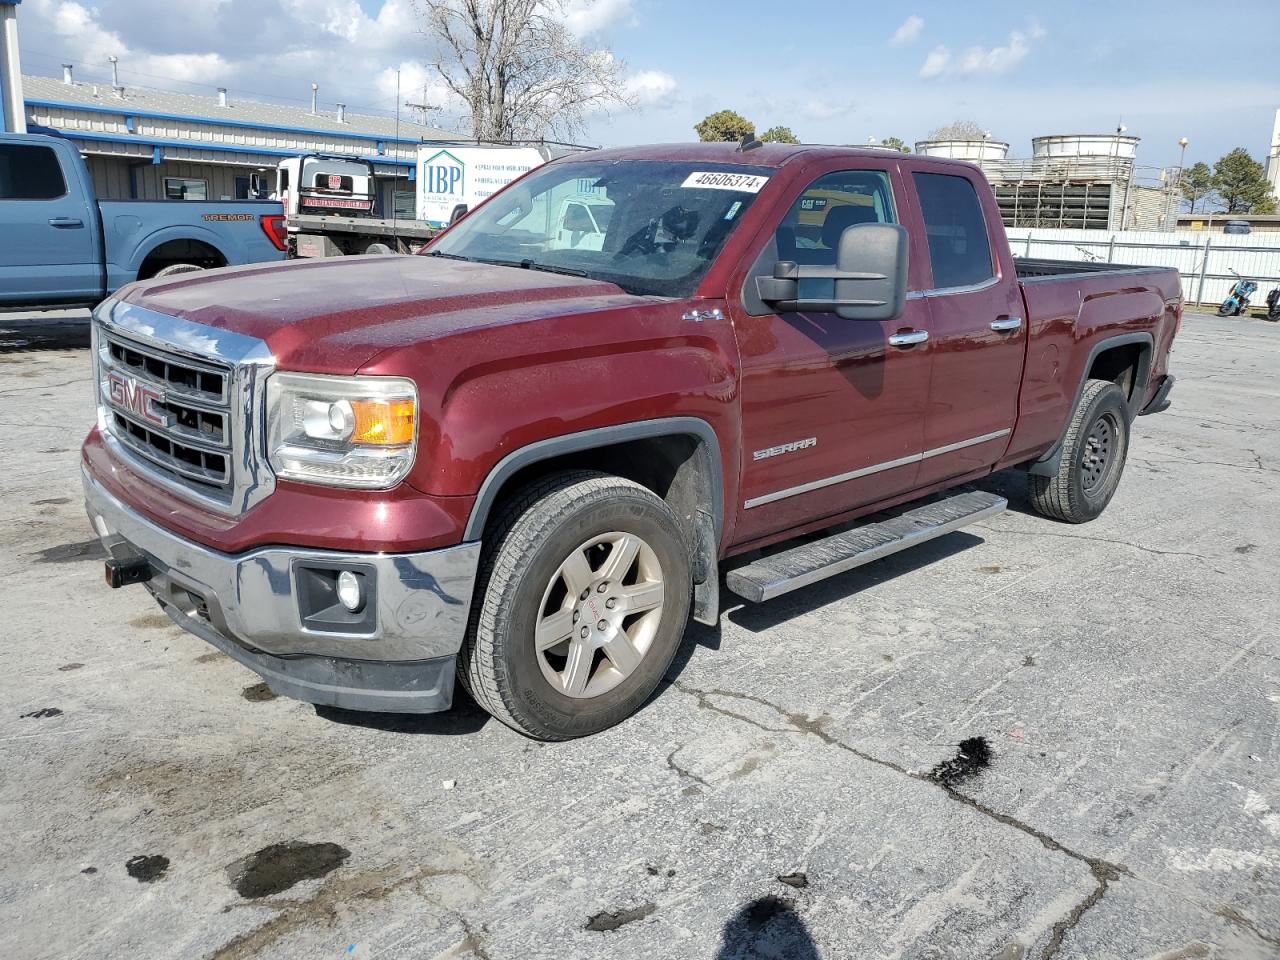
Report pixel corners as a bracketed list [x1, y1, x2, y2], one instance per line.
[757, 222, 909, 321]
[449, 203, 469, 226]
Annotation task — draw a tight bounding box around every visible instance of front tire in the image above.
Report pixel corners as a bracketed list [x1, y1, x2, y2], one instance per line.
[459, 471, 692, 740]
[1029, 379, 1131, 524]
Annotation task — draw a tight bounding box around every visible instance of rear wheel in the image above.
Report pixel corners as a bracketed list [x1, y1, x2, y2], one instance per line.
[1029, 379, 1131, 524]
[459, 471, 692, 740]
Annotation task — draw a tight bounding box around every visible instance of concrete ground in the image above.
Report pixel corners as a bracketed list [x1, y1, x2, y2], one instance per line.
[1, 311, 1277, 960]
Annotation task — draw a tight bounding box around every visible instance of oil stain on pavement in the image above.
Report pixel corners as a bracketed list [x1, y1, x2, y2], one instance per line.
[33, 539, 107, 564]
[228, 841, 351, 898]
[125, 855, 170, 883]
[241, 683, 278, 702]
[927, 736, 993, 786]
[585, 901, 657, 932]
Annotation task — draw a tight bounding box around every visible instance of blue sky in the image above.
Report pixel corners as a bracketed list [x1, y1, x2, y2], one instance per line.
[16, 0, 1280, 170]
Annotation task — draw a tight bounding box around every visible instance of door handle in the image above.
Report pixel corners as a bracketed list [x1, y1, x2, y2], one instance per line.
[888, 330, 929, 348]
[49, 217, 84, 228]
[991, 317, 1023, 332]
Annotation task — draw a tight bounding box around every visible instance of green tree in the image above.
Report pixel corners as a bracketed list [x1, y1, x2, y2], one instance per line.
[759, 125, 799, 144]
[880, 136, 911, 154]
[1179, 161, 1215, 213]
[1212, 148, 1276, 213]
[695, 109, 755, 142]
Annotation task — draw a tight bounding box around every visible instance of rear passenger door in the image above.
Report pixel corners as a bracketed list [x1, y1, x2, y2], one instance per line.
[0, 142, 101, 306]
[911, 168, 1025, 487]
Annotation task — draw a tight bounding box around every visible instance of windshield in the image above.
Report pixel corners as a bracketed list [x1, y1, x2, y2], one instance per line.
[426, 159, 774, 297]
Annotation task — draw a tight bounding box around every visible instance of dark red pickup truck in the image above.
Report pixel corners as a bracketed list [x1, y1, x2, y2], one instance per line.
[83, 142, 1179, 739]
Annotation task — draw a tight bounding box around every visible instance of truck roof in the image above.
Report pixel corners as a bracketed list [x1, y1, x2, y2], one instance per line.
[564, 141, 971, 170]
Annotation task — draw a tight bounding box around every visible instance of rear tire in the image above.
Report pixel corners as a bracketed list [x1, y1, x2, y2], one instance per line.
[459, 471, 692, 740]
[1029, 379, 1131, 524]
[152, 263, 204, 279]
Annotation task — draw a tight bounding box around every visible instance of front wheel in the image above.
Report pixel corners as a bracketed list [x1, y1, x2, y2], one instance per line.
[459, 471, 692, 740]
[1029, 379, 1131, 524]
[1218, 302, 1233, 317]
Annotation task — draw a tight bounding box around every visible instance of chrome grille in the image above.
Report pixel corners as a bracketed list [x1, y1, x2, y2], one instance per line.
[100, 331, 234, 499]
[93, 301, 276, 515]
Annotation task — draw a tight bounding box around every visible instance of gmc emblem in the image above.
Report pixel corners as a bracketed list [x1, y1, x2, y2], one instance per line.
[327, 174, 342, 190]
[108, 371, 167, 428]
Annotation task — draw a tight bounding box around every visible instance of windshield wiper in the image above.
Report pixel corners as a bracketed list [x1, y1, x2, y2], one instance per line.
[515, 259, 589, 278]
[424, 251, 472, 261]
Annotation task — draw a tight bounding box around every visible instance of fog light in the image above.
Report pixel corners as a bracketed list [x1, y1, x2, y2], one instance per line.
[336, 570, 364, 612]
[335, 570, 365, 612]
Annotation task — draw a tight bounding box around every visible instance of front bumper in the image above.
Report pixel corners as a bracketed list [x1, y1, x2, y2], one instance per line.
[83, 466, 481, 713]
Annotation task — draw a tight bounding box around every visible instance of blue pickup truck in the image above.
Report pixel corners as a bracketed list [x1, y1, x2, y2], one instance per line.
[1, 132, 287, 309]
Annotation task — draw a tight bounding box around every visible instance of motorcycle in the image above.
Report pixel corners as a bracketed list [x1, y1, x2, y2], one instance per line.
[1218, 271, 1257, 317]
[1267, 287, 1280, 321]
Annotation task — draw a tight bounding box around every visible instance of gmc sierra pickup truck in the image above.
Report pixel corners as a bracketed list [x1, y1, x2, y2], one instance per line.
[82, 142, 1179, 740]
[0, 132, 286, 309]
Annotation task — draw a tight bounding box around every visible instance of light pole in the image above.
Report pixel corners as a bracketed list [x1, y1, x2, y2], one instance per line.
[1177, 137, 1188, 225]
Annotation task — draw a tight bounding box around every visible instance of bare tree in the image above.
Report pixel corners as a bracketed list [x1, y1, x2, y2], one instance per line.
[414, 0, 633, 141]
[927, 120, 989, 141]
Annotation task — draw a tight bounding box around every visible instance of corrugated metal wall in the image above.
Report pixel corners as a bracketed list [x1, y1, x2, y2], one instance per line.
[1007, 228, 1280, 304]
[81, 155, 247, 200]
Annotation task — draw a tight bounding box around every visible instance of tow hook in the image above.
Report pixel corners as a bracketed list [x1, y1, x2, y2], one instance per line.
[105, 557, 153, 589]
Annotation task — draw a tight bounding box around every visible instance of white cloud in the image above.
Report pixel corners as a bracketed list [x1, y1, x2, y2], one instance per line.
[18, 0, 675, 137]
[891, 15, 924, 46]
[564, 0, 637, 38]
[919, 25, 1045, 79]
[624, 70, 678, 108]
[957, 29, 1032, 75]
[801, 99, 857, 122]
[919, 45, 951, 79]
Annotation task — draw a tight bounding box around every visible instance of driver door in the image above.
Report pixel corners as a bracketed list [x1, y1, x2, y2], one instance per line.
[731, 161, 934, 547]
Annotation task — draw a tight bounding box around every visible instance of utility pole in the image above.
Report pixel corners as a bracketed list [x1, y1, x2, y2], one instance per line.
[0, 0, 27, 134]
[1176, 137, 1188, 225]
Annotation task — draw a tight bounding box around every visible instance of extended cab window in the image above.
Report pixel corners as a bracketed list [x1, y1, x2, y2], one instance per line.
[427, 160, 772, 298]
[0, 144, 67, 200]
[777, 170, 895, 265]
[913, 172, 993, 289]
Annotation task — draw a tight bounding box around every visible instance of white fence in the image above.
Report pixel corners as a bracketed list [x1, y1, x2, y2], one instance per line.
[1006, 228, 1280, 306]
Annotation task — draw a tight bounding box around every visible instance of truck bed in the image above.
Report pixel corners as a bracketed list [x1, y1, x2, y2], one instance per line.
[1014, 257, 1171, 282]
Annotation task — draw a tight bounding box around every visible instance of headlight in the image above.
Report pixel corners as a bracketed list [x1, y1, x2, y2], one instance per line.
[265, 372, 417, 488]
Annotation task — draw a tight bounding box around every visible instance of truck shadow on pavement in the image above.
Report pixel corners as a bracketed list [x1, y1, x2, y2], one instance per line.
[663, 531, 983, 687]
[313, 687, 491, 736]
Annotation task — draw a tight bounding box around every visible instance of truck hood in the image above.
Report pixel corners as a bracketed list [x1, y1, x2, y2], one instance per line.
[117, 255, 646, 373]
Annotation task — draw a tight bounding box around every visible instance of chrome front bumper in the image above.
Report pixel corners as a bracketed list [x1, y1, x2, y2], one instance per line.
[83, 466, 481, 713]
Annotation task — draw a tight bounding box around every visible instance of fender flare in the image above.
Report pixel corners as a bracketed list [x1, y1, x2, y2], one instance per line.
[123, 224, 233, 278]
[462, 416, 724, 542]
[1029, 331, 1154, 476]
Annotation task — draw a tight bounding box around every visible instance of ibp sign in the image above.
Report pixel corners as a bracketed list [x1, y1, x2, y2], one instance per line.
[424, 154, 463, 195]
[415, 145, 547, 227]
[418, 149, 465, 226]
